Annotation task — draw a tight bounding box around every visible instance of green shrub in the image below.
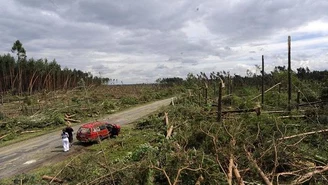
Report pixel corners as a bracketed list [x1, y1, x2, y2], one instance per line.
[71, 97, 80, 103]
[23, 96, 32, 106]
[0, 112, 6, 120]
[320, 87, 328, 101]
[131, 143, 158, 161]
[103, 100, 115, 110]
[120, 96, 138, 105]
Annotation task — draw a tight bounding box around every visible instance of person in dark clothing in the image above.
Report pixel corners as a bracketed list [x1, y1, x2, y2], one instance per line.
[110, 124, 121, 138]
[65, 124, 74, 146]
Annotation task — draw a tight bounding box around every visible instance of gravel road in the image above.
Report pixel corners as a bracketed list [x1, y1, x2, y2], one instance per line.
[0, 97, 173, 179]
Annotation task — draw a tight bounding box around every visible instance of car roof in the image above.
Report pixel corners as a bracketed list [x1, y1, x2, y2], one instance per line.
[80, 121, 108, 128]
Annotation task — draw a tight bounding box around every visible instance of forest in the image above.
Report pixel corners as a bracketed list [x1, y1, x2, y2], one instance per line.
[0, 40, 112, 95]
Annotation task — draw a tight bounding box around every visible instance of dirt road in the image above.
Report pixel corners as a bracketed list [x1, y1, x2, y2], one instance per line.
[0, 98, 173, 179]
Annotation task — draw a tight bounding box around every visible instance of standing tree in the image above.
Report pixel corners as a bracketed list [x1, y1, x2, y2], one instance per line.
[11, 40, 27, 94]
[11, 40, 26, 60]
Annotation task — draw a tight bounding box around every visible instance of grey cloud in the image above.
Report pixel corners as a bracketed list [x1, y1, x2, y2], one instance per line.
[181, 59, 198, 65]
[70, 0, 199, 30]
[168, 56, 183, 61]
[1, 0, 327, 84]
[224, 46, 231, 51]
[204, 0, 328, 44]
[156, 64, 168, 69]
[92, 64, 116, 74]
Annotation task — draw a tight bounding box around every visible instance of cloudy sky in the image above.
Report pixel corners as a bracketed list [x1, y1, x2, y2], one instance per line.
[0, 0, 327, 84]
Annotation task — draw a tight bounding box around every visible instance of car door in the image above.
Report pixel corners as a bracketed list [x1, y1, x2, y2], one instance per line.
[99, 124, 109, 138]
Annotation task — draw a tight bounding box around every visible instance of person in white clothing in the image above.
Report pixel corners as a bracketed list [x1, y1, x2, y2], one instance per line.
[61, 129, 70, 152]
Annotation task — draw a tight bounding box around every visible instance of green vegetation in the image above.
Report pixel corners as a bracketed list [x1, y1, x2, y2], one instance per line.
[1, 40, 328, 184]
[1, 66, 328, 184]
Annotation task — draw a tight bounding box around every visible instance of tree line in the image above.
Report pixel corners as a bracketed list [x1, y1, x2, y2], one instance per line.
[0, 40, 110, 95]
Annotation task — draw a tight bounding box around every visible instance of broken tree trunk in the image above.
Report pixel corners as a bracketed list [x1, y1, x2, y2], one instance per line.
[244, 146, 272, 185]
[262, 110, 291, 114]
[42, 175, 63, 183]
[278, 115, 306, 119]
[298, 100, 324, 107]
[222, 107, 261, 116]
[250, 82, 281, 101]
[293, 165, 328, 184]
[0, 134, 8, 140]
[65, 113, 76, 118]
[195, 175, 204, 185]
[278, 128, 328, 141]
[166, 125, 174, 139]
[228, 154, 233, 185]
[164, 112, 169, 126]
[64, 118, 81, 123]
[21, 130, 38, 134]
[218, 82, 222, 122]
[233, 163, 245, 185]
[165, 112, 174, 139]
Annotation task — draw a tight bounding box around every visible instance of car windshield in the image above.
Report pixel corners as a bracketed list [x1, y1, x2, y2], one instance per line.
[79, 127, 90, 134]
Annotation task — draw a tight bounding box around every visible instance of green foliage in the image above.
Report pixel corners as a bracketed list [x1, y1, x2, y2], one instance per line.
[103, 100, 115, 110]
[52, 114, 66, 125]
[0, 112, 6, 120]
[77, 78, 86, 90]
[135, 115, 165, 131]
[120, 96, 138, 105]
[23, 96, 32, 105]
[71, 97, 80, 104]
[156, 77, 184, 85]
[12, 174, 40, 185]
[131, 143, 158, 161]
[320, 86, 328, 101]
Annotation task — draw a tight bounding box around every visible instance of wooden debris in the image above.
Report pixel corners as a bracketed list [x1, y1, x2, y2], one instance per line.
[244, 145, 272, 185]
[221, 107, 261, 116]
[262, 110, 291, 114]
[278, 128, 328, 141]
[97, 162, 109, 171]
[64, 117, 81, 123]
[21, 130, 38, 134]
[65, 113, 76, 118]
[164, 112, 169, 126]
[0, 134, 8, 140]
[228, 154, 233, 185]
[293, 165, 328, 184]
[298, 100, 324, 107]
[164, 112, 174, 139]
[195, 175, 204, 185]
[166, 125, 174, 139]
[278, 115, 306, 119]
[250, 82, 281, 101]
[42, 175, 63, 183]
[232, 163, 244, 185]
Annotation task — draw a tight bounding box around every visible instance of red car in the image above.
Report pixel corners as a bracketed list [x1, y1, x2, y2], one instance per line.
[76, 121, 121, 143]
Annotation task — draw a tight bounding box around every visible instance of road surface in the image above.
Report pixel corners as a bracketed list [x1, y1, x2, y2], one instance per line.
[0, 98, 173, 179]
